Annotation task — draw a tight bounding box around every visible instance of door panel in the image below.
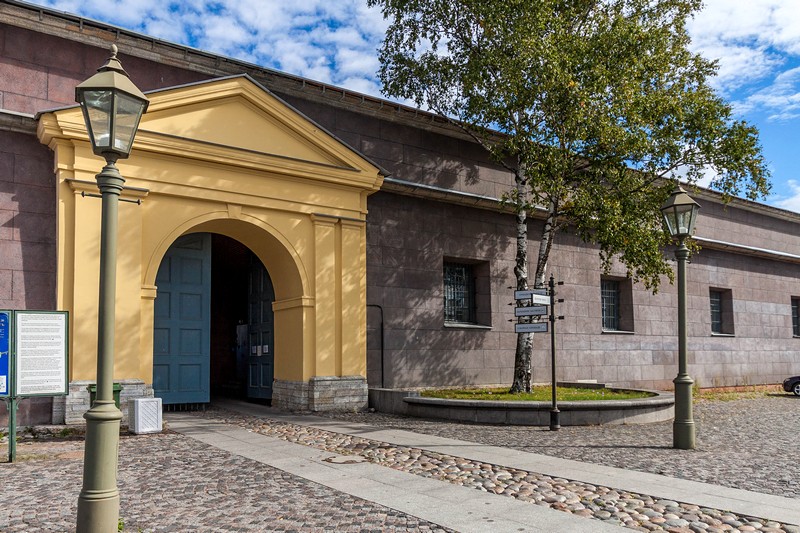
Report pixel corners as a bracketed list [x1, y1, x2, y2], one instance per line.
[247, 258, 275, 400]
[153, 233, 212, 404]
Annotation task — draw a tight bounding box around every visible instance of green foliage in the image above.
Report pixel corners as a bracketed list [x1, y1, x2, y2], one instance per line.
[57, 427, 78, 438]
[370, 0, 771, 291]
[421, 386, 654, 401]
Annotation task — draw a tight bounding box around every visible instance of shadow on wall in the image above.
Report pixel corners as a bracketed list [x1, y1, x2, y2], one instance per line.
[0, 130, 58, 425]
[366, 192, 515, 390]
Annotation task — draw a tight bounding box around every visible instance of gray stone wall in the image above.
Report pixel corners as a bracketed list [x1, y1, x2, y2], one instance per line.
[273, 377, 368, 412]
[367, 192, 800, 391]
[0, 127, 57, 426]
[272, 379, 311, 411]
[0, 22, 207, 114]
[57, 379, 152, 426]
[0, 129, 57, 312]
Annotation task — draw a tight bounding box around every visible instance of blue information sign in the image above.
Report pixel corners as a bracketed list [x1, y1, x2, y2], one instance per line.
[0, 310, 10, 397]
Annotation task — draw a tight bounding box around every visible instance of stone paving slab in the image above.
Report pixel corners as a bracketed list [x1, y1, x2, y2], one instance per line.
[221, 400, 800, 526]
[202, 400, 800, 532]
[168, 413, 626, 532]
[323, 396, 800, 500]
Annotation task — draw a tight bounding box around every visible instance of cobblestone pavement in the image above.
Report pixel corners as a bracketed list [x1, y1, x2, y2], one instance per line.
[320, 396, 800, 500]
[2, 395, 797, 532]
[200, 405, 800, 533]
[0, 431, 452, 532]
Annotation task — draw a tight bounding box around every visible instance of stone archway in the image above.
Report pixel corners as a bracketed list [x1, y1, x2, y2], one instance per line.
[38, 75, 383, 419]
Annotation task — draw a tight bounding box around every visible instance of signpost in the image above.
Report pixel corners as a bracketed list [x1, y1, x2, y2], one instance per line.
[513, 277, 564, 431]
[1, 310, 69, 462]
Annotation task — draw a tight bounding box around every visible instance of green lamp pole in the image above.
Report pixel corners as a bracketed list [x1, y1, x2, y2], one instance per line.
[661, 185, 700, 450]
[75, 45, 149, 533]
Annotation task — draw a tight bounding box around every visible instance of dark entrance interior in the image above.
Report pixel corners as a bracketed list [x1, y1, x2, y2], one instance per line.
[209, 234, 274, 403]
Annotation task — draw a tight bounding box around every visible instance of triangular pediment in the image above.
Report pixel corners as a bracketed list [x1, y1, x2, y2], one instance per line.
[138, 75, 375, 173]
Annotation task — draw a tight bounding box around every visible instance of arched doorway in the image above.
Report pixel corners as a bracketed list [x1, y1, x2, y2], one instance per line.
[41, 75, 383, 418]
[153, 233, 276, 406]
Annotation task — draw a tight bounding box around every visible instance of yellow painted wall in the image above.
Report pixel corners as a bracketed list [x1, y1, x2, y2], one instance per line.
[37, 75, 383, 385]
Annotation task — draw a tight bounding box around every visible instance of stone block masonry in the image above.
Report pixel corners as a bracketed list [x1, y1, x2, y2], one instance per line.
[273, 376, 368, 412]
[56, 379, 153, 425]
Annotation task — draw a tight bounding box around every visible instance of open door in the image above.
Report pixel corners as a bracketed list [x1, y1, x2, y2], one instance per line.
[247, 257, 275, 400]
[153, 234, 212, 405]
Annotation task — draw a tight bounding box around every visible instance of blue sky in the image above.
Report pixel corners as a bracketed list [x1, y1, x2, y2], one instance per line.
[34, 0, 800, 211]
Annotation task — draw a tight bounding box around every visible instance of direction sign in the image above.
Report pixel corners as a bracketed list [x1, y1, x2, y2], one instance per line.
[515, 306, 548, 317]
[514, 289, 548, 300]
[528, 294, 551, 305]
[515, 322, 548, 333]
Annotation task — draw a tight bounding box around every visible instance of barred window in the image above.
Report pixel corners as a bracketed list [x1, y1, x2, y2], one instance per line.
[444, 262, 476, 323]
[710, 290, 723, 334]
[709, 288, 734, 335]
[792, 298, 800, 337]
[601, 279, 620, 331]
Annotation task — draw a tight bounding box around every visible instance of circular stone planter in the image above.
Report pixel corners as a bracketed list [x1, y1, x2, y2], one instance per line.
[368, 388, 675, 426]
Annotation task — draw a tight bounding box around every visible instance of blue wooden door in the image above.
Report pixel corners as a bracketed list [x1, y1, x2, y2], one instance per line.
[247, 257, 275, 400]
[153, 233, 212, 404]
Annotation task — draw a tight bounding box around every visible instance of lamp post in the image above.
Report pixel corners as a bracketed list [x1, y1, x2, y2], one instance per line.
[75, 45, 148, 532]
[660, 185, 700, 450]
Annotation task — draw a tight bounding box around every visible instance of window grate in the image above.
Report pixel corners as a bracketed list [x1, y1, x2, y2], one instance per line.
[444, 263, 476, 323]
[710, 290, 723, 334]
[601, 279, 620, 330]
[793, 298, 800, 337]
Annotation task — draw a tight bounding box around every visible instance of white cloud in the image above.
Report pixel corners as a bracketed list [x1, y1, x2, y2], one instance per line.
[337, 76, 382, 97]
[737, 66, 800, 121]
[335, 49, 380, 78]
[771, 179, 800, 212]
[688, 0, 800, 116]
[36, 0, 386, 96]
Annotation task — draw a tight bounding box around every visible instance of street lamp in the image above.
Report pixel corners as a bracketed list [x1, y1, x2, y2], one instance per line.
[661, 185, 700, 450]
[75, 44, 148, 533]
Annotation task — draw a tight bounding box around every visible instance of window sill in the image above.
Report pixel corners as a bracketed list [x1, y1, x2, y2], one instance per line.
[710, 333, 735, 337]
[444, 322, 492, 330]
[601, 329, 635, 335]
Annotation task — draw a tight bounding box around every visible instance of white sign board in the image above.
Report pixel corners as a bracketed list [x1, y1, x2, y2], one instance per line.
[515, 322, 549, 333]
[514, 289, 548, 300]
[525, 294, 550, 305]
[14, 311, 68, 397]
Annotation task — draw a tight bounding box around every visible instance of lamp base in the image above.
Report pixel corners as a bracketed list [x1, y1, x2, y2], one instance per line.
[76, 401, 122, 532]
[673, 374, 695, 450]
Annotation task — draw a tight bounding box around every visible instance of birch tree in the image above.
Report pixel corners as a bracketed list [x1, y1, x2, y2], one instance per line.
[369, 0, 770, 392]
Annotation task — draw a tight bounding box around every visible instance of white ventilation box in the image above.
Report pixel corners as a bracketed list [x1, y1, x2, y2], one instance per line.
[129, 398, 163, 434]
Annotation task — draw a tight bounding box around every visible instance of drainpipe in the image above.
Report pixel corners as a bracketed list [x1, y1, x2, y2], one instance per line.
[367, 304, 385, 388]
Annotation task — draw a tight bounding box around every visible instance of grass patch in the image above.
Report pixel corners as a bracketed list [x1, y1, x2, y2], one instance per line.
[421, 386, 654, 401]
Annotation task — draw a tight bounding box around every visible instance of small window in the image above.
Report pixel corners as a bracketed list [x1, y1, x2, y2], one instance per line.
[444, 262, 476, 324]
[709, 288, 734, 335]
[710, 291, 723, 333]
[792, 298, 800, 337]
[601, 277, 634, 332]
[601, 280, 620, 330]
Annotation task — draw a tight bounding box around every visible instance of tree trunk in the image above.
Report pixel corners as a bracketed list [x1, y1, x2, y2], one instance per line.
[534, 202, 557, 288]
[509, 173, 532, 393]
